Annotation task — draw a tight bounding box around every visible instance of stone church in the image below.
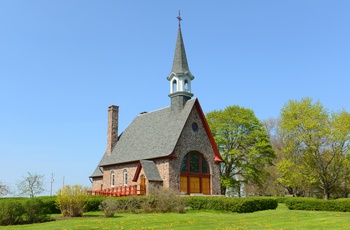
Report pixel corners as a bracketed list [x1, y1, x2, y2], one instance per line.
[89, 15, 223, 195]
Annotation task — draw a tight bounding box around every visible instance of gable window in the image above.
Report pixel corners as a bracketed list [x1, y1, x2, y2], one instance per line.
[192, 122, 199, 132]
[180, 151, 210, 195]
[111, 171, 115, 187]
[123, 169, 128, 186]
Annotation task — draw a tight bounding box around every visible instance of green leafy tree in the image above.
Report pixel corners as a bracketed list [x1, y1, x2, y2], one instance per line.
[279, 98, 350, 199]
[261, 118, 288, 196]
[16, 172, 45, 197]
[276, 158, 317, 196]
[207, 105, 275, 196]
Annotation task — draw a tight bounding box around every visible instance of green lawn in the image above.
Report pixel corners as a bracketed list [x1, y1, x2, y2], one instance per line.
[3, 204, 350, 230]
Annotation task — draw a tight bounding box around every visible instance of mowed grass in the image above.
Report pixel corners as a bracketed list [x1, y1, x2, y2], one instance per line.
[3, 204, 350, 230]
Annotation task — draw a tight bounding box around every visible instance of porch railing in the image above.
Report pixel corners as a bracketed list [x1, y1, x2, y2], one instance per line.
[87, 185, 146, 197]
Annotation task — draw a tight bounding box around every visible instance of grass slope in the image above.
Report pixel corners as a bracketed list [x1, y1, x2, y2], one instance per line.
[2, 204, 350, 230]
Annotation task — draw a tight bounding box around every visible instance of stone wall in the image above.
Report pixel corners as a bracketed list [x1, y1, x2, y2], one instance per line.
[103, 163, 138, 189]
[152, 159, 170, 188]
[91, 177, 103, 190]
[168, 105, 221, 195]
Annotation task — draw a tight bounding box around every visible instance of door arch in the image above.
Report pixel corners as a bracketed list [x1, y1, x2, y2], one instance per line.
[180, 151, 210, 195]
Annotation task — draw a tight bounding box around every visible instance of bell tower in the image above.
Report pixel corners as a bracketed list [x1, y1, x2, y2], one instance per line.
[167, 11, 194, 111]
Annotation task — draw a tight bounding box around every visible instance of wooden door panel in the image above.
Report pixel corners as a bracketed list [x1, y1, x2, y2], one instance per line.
[202, 177, 210, 195]
[180, 176, 188, 194]
[140, 177, 146, 195]
[189, 177, 200, 193]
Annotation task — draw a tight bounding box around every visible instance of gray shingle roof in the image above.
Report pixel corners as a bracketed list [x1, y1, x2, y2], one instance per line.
[140, 160, 162, 181]
[90, 166, 103, 178]
[97, 98, 196, 167]
[167, 26, 194, 80]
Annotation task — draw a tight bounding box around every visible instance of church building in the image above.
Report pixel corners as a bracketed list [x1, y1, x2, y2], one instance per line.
[89, 14, 223, 195]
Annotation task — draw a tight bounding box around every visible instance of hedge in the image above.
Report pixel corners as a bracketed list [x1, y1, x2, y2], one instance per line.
[85, 196, 278, 213]
[0, 198, 52, 226]
[285, 197, 350, 212]
[0, 196, 60, 214]
[184, 196, 278, 213]
[0, 195, 278, 220]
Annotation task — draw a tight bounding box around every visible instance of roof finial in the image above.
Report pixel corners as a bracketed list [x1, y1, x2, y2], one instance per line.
[177, 10, 182, 27]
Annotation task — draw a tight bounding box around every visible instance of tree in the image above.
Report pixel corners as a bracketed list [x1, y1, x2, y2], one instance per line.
[276, 158, 317, 196]
[263, 117, 318, 196]
[206, 105, 275, 196]
[17, 172, 45, 197]
[279, 98, 350, 199]
[0, 181, 9, 197]
[261, 118, 289, 196]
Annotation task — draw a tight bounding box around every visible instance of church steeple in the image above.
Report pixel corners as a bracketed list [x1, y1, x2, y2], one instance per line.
[167, 11, 194, 108]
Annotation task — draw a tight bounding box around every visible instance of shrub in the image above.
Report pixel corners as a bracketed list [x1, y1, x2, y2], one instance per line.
[0, 197, 54, 225]
[0, 200, 25, 226]
[285, 197, 350, 212]
[185, 196, 277, 213]
[84, 196, 108, 212]
[56, 185, 89, 217]
[38, 196, 60, 214]
[24, 198, 50, 223]
[271, 196, 290, 204]
[99, 199, 120, 217]
[88, 188, 186, 214]
[120, 196, 138, 213]
[142, 187, 186, 213]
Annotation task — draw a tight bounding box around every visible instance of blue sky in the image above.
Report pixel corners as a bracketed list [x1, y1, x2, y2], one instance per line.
[1, 1, 349, 196]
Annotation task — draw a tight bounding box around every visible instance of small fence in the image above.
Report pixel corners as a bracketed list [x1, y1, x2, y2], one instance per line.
[87, 185, 146, 197]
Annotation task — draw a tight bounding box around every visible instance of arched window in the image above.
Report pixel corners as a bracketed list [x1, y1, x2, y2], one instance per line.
[111, 171, 115, 187]
[180, 152, 210, 195]
[184, 80, 189, 91]
[172, 80, 177, 93]
[123, 169, 128, 186]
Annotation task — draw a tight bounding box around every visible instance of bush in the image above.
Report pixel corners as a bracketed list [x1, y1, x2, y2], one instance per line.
[0, 200, 25, 226]
[137, 187, 186, 213]
[56, 185, 89, 217]
[85, 196, 107, 212]
[38, 196, 60, 214]
[89, 188, 186, 214]
[271, 196, 290, 204]
[0, 197, 54, 225]
[24, 198, 50, 223]
[99, 199, 120, 217]
[124, 196, 142, 213]
[285, 197, 350, 212]
[185, 196, 277, 213]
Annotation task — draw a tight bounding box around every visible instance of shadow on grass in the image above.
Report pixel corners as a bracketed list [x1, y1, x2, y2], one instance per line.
[83, 213, 123, 219]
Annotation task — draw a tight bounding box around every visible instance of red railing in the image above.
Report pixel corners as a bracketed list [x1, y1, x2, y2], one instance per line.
[87, 185, 146, 197]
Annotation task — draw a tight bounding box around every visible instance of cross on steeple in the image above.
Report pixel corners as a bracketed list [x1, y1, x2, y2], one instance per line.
[177, 10, 182, 27]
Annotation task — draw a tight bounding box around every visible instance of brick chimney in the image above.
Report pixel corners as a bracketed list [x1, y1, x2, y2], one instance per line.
[106, 105, 119, 155]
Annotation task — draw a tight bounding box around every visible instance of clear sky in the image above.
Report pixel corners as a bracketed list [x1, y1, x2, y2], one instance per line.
[1, 1, 349, 196]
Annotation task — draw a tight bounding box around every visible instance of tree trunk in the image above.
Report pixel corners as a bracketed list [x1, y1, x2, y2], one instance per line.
[285, 187, 294, 196]
[221, 185, 226, 195]
[323, 184, 330, 200]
